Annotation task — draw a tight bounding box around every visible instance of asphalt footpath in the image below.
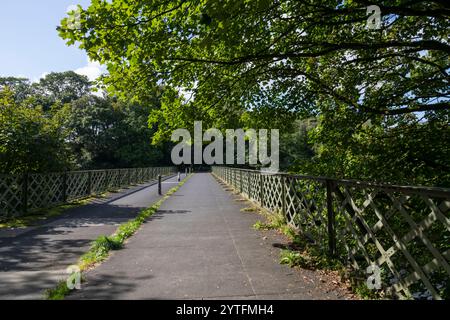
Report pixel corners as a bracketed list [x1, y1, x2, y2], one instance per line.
[68, 173, 351, 300]
[0, 174, 179, 300]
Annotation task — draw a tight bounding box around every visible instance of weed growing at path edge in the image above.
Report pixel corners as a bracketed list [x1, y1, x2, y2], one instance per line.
[252, 211, 286, 231]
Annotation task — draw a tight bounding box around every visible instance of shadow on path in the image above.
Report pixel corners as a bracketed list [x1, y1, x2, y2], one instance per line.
[0, 175, 179, 299]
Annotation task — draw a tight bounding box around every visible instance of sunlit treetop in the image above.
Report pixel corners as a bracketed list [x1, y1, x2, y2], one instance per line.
[59, 0, 449, 136]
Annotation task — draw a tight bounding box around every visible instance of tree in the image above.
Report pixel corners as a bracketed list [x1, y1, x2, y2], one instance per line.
[279, 119, 316, 171]
[0, 88, 71, 174]
[58, 1, 449, 118]
[58, 0, 449, 185]
[32, 71, 91, 109]
[62, 95, 167, 169]
[0, 77, 32, 102]
[301, 101, 450, 186]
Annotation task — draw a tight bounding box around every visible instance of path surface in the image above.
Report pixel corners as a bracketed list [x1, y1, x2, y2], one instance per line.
[69, 173, 351, 300]
[0, 174, 178, 300]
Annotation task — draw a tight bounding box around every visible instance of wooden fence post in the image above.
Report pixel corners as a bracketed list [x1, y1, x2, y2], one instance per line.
[326, 180, 337, 257]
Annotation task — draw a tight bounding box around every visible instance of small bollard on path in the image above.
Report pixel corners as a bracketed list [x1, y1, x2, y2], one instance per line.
[158, 175, 162, 195]
[178, 172, 181, 182]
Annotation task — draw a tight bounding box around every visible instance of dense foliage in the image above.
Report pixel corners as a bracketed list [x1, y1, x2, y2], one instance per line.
[58, 0, 449, 186]
[0, 72, 171, 174]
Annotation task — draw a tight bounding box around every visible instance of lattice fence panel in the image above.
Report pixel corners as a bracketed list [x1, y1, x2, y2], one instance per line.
[262, 174, 282, 212]
[152, 168, 158, 180]
[115, 170, 125, 189]
[0, 174, 23, 216]
[249, 172, 261, 203]
[212, 166, 450, 300]
[1, 167, 175, 218]
[130, 169, 139, 185]
[139, 168, 147, 183]
[119, 169, 129, 187]
[242, 171, 250, 198]
[284, 176, 328, 246]
[224, 168, 229, 184]
[333, 184, 450, 300]
[235, 170, 242, 192]
[91, 171, 107, 194]
[28, 173, 64, 210]
[143, 168, 150, 181]
[66, 172, 89, 201]
[230, 169, 236, 189]
[104, 170, 118, 190]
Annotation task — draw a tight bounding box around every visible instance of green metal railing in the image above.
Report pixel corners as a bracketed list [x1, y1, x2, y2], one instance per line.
[213, 166, 450, 300]
[0, 166, 176, 217]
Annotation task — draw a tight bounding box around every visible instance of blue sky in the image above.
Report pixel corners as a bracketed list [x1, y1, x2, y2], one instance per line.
[0, 0, 103, 82]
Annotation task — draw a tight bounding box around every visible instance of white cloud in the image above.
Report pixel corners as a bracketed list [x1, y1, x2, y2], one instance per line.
[75, 59, 105, 81]
[31, 72, 49, 83]
[28, 59, 106, 95]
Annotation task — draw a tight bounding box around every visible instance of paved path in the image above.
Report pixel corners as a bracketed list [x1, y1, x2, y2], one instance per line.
[0, 174, 178, 300]
[70, 173, 350, 300]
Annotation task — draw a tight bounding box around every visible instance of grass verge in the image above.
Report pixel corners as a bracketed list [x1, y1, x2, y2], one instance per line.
[273, 217, 383, 299]
[240, 206, 257, 213]
[273, 214, 381, 299]
[45, 174, 192, 300]
[252, 211, 286, 231]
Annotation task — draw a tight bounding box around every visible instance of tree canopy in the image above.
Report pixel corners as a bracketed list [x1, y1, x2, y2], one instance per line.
[0, 72, 171, 174]
[59, 1, 448, 116]
[33, 71, 92, 108]
[55, 0, 450, 186]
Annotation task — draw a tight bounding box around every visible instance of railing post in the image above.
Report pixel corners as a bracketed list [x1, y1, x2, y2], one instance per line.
[62, 172, 67, 202]
[22, 172, 29, 214]
[128, 169, 131, 186]
[326, 180, 337, 257]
